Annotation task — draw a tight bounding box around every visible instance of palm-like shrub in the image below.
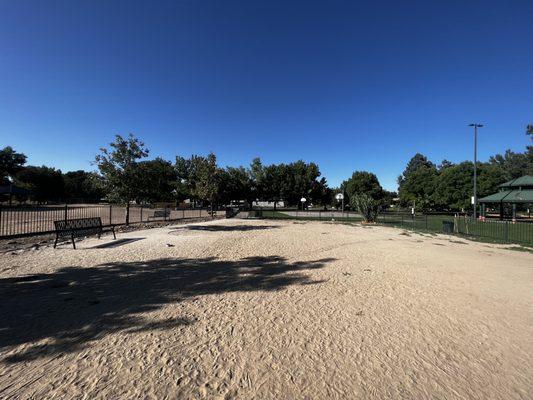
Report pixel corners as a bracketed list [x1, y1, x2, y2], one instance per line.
[351, 193, 379, 223]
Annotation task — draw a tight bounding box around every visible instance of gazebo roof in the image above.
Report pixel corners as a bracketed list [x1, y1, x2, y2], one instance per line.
[0, 185, 31, 195]
[498, 175, 533, 188]
[479, 189, 533, 203]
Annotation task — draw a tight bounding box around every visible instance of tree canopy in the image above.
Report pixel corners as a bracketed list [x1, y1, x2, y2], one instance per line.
[0, 146, 27, 185]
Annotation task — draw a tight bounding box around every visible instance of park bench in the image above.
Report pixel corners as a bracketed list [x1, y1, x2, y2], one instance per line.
[53, 217, 116, 249]
[148, 209, 171, 220]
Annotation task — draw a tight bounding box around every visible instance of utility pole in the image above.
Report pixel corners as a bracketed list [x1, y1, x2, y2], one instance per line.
[469, 123, 483, 219]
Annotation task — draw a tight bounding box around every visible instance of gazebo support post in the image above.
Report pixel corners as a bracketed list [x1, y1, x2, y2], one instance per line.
[512, 203, 516, 220]
[499, 202, 504, 221]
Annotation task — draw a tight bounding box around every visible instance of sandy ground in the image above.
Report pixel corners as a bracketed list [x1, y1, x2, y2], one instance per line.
[0, 218, 532, 399]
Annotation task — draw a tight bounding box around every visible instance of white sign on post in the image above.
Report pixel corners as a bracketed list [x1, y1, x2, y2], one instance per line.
[300, 198, 306, 203]
[335, 193, 344, 201]
[471, 196, 475, 205]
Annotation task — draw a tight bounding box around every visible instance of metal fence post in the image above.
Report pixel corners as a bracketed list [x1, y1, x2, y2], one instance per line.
[109, 204, 112, 226]
[164, 206, 168, 221]
[140, 205, 143, 222]
[504, 221, 509, 242]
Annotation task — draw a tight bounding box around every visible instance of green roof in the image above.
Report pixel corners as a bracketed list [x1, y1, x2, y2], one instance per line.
[479, 189, 533, 203]
[498, 175, 533, 188]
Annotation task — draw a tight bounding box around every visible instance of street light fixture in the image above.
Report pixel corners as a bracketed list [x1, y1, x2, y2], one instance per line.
[469, 123, 484, 219]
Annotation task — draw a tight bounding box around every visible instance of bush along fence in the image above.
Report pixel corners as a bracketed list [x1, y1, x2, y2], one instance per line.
[0, 204, 216, 238]
[256, 209, 533, 246]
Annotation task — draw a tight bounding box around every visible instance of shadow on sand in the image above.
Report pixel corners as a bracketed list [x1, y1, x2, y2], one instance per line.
[90, 238, 145, 249]
[0, 255, 334, 363]
[177, 224, 280, 232]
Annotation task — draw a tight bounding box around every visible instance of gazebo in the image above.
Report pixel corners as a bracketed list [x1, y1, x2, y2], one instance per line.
[479, 175, 533, 220]
[0, 183, 32, 205]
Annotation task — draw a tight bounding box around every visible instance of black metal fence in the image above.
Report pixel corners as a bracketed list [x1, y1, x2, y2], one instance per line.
[0, 204, 215, 238]
[257, 209, 533, 246]
[378, 213, 533, 245]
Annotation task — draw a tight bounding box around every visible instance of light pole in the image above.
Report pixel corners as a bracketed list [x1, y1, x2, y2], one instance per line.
[335, 192, 344, 214]
[300, 197, 306, 211]
[469, 123, 483, 219]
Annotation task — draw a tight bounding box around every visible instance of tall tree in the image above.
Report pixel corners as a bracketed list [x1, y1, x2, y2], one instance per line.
[218, 166, 252, 206]
[15, 165, 64, 203]
[0, 146, 27, 185]
[342, 171, 383, 206]
[397, 153, 435, 189]
[488, 149, 530, 180]
[249, 157, 265, 207]
[438, 159, 454, 170]
[398, 154, 438, 209]
[283, 160, 321, 206]
[432, 162, 473, 211]
[399, 165, 438, 211]
[136, 158, 176, 203]
[63, 170, 105, 202]
[95, 134, 149, 224]
[310, 177, 332, 209]
[194, 153, 220, 215]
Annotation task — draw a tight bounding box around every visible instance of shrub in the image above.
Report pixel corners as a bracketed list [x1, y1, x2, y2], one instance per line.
[351, 193, 379, 223]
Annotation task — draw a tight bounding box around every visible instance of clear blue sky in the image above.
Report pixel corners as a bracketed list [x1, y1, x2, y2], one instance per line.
[1, 0, 532, 191]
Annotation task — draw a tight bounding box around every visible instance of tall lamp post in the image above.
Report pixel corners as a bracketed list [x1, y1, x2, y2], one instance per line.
[469, 123, 483, 219]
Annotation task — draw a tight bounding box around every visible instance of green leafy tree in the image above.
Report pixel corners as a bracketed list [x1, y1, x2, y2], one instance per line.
[249, 160, 324, 208]
[63, 170, 105, 202]
[488, 149, 529, 180]
[175, 155, 196, 204]
[261, 164, 284, 209]
[432, 162, 473, 211]
[526, 125, 533, 175]
[438, 160, 454, 170]
[477, 163, 508, 198]
[194, 153, 220, 215]
[282, 161, 321, 206]
[136, 158, 176, 203]
[342, 171, 383, 207]
[0, 146, 27, 185]
[310, 177, 332, 209]
[15, 165, 64, 203]
[249, 157, 265, 206]
[95, 134, 149, 224]
[218, 166, 253, 206]
[381, 190, 398, 209]
[398, 153, 435, 189]
[399, 165, 438, 211]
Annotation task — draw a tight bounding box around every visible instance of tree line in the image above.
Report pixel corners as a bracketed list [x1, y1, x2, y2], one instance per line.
[397, 125, 532, 211]
[1, 124, 532, 217]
